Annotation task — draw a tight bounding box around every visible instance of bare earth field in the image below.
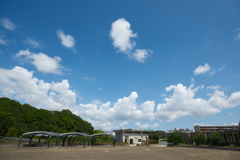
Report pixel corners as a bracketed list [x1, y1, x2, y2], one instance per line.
[0, 146, 240, 160]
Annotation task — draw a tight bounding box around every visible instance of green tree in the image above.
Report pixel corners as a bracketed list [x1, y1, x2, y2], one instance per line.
[188, 135, 195, 144]
[149, 134, 160, 144]
[0, 111, 16, 136]
[167, 133, 182, 145]
[207, 132, 224, 146]
[94, 129, 105, 134]
[0, 97, 94, 136]
[195, 132, 206, 145]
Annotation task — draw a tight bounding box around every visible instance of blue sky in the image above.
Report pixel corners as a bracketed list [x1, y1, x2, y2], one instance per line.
[0, 0, 240, 131]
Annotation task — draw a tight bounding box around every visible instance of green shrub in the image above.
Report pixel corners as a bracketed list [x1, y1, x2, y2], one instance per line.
[207, 132, 224, 146]
[188, 135, 195, 144]
[195, 132, 206, 145]
[167, 133, 182, 145]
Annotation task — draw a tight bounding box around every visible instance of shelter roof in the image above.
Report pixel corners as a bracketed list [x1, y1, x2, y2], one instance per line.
[91, 133, 115, 138]
[22, 131, 61, 137]
[59, 132, 91, 137]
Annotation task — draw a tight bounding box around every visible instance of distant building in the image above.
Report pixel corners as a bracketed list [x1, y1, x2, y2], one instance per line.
[113, 128, 157, 144]
[194, 121, 240, 132]
[174, 128, 193, 133]
[165, 130, 174, 133]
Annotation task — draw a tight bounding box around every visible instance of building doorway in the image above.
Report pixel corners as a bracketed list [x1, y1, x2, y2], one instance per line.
[130, 139, 133, 144]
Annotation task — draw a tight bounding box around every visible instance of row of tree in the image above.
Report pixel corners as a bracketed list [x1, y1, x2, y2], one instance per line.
[167, 132, 240, 146]
[0, 97, 94, 137]
[188, 132, 240, 146]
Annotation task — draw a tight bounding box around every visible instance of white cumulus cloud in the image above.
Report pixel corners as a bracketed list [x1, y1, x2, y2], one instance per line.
[155, 84, 220, 121]
[56, 29, 76, 52]
[1, 65, 240, 130]
[110, 18, 152, 63]
[15, 49, 63, 74]
[194, 63, 210, 75]
[132, 49, 152, 63]
[0, 18, 16, 31]
[110, 18, 137, 52]
[135, 122, 159, 128]
[208, 90, 240, 108]
[0, 66, 76, 110]
[78, 92, 156, 129]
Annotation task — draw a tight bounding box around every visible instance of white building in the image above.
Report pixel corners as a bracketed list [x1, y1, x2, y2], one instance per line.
[114, 129, 157, 144]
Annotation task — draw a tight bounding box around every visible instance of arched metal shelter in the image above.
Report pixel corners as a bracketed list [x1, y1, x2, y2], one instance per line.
[58, 132, 91, 147]
[18, 131, 116, 148]
[90, 133, 116, 147]
[18, 131, 61, 148]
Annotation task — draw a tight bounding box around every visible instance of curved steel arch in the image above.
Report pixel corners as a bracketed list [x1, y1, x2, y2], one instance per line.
[60, 132, 90, 137]
[18, 131, 117, 148]
[18, 131, 61, 148]
[59, 132, 91, 147]
[91, 133, 115, 138]
[90, 133, 116, 147]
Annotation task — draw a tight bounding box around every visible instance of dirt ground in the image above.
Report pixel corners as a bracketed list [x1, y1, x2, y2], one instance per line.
[0, 146, 240, 160]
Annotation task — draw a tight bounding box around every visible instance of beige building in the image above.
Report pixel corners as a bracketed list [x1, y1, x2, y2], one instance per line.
[114, 129, 157, 144]
[194, 124, 239, 132]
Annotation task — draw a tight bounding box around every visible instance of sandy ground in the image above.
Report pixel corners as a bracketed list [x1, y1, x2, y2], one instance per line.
[0, 146, 240, 160]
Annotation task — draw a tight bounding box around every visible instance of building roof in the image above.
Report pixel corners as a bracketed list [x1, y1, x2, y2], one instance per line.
[91, 133, 115, 138]
[22, 131, 61, 137]
[59, 132, 91, 137]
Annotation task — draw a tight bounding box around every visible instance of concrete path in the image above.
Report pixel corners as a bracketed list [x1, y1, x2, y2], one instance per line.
[0, 146, 239, 160]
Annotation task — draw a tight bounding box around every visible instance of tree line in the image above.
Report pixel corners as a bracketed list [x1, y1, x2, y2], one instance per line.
[167, 132, 240, 146]
[0, 97, 94, 137]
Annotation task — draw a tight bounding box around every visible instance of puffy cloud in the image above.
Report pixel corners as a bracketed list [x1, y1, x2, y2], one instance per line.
[15, 49, 63, 74]
[56, 29, 76, 52]
[155, 84, 220, 121]
[91, 99, 101, 105]
[23, 37, 44, 48]
[208, 90, 240, 108]
[110, 18, 137, 52]
[139, 123, 150, 128]
[135, 122, 159, 128]
[0, 18, 16, 31]
[120, 121, 128, 126]
[132, 49, 152, 63]
[110, 18, 152, 63]
[78, 92, 156, 129]
[194, 63, 210, 75]
[1, 66, 240, 130]
[0, 66, 76, 110]
[151, 123, 159, 128]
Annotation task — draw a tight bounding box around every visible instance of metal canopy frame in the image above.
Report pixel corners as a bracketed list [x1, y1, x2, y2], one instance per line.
[18, 131, 61, 148]
[91, 133, 116, 147]
[18, 131, 116, 148]
[59, 132, 91, 147]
